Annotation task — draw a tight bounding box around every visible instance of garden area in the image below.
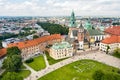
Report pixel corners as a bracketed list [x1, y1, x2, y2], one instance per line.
[0, 47, 31, 80]
[45, 51, 68, 65]
[17, 70, 31, 78]
[25, 55, 46, 71]
[112, 48, 120, 58]
[0, 65, 31, 80]
[38, 59, 120, 80]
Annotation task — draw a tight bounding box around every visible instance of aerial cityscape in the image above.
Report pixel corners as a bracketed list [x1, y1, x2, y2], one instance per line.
[0, 0, 120, 80]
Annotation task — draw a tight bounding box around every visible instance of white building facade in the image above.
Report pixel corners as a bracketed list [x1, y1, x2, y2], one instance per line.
[100, 36, 120, 53]
[50, 41, 73, 60]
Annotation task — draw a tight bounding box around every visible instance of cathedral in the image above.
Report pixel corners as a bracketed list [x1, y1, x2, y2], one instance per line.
[68, 11, 84, 49]
[68, 11, 105, 50]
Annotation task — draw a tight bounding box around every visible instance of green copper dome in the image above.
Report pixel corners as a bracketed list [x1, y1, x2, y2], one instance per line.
[84, 21, 92, 29]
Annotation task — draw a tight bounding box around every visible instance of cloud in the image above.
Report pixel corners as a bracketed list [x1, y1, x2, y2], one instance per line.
[0, 0, 119, 16]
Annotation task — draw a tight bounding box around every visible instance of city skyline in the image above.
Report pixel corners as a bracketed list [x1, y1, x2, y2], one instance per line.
[0, 0, 120, 17]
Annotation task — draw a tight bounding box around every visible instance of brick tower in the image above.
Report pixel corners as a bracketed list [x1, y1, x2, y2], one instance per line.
[78, 23, 84, 49]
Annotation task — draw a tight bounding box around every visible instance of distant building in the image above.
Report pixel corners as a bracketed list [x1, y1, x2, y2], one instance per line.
[2, 38, 21, 48]
[40, 31, 50, 36]
[26, 35, 33, 40]
[100, 26, 120, 53]
[50, 41, 73, 59]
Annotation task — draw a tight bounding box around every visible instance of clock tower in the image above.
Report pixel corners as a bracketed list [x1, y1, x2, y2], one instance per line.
[78, 23, 84, 49]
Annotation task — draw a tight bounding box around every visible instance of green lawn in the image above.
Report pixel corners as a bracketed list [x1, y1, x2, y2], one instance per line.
[18, 70, 31, 78]
[38, 59, 120, 80]
[25, 55, 46, 71]
[20, 65, 26, 69]
[45, 52, 68, 65]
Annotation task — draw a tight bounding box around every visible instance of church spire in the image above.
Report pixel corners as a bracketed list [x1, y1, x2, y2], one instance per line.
[70, 11, 76, 27]
[79, 21, 84, 29]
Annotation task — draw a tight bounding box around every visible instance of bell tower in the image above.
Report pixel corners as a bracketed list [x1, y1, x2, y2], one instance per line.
[68, 11, 77, 39]
[78, 22, 84, 49]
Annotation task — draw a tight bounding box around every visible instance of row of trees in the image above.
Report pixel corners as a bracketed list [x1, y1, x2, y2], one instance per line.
[1, 47, 23, 80]
[0, 33, 18, 40]
[33, 35, 39, 39]
[37, 22, 69, 35]
[21, 27, 32, 31]
[93, 70, 120, 80]
[19, 30, 36, 37]
[112, 22, 120, 26]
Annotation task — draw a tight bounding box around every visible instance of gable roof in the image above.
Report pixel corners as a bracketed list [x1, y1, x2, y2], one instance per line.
[104, 26, 120, 36]
[101, 36, 120, 44]
[87, 29, 104, 36]
[0, 48, 7, 58]
[7, 34, 61, 49]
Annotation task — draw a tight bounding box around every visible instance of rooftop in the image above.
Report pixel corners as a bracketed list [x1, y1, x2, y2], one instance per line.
[87, 29, 104, 36]
[8, 34, 61, 49]
[52, 41, 72, 50]
[0, 48, 7, 58]
[104, 26, 120, 36]
[101, 36, 120, 44]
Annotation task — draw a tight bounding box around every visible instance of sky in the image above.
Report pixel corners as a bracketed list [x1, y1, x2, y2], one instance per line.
[0, 0, 120, 16]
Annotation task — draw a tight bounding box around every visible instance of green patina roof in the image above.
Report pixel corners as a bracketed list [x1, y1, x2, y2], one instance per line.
[84, 21, 92, 29]
[69, 11, 76, 27]
[99, 26, 105, 31]
[84, 21, 104, 36]
[87, 29, 104, 36]
[51, 41, 72, 50]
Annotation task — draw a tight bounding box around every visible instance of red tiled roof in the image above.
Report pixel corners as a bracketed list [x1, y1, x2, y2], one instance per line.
[101, 36, 120, 44]
[104, 26, 120, 36]
[7, 34, 61, 49]
[0, 48, 7, 58]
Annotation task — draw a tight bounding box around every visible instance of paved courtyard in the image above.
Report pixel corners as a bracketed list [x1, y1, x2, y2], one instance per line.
[24, 51, 120, 80]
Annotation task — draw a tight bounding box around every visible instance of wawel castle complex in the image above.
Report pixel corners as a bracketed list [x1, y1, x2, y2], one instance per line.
[100, 26, 120, 53]
[0, 11, 120, 68]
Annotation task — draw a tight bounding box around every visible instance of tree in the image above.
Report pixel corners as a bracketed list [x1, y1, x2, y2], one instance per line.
[1, 72, 23, 80]
[33, 35, 39, 39]
[2, 47, 22, 72]
[114, 48, 120, 54]
[112, 22, 120, 26]
[0, 40, 3, 49]
[101, 73, 120, 80]
[113, 48, 120, 58]
[7, 46, 21, 57]
[37, 22, 69, 35]
[2, 55, 22, 72]
[106, 45, 110, 54]
[93, 70, 104, 80]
